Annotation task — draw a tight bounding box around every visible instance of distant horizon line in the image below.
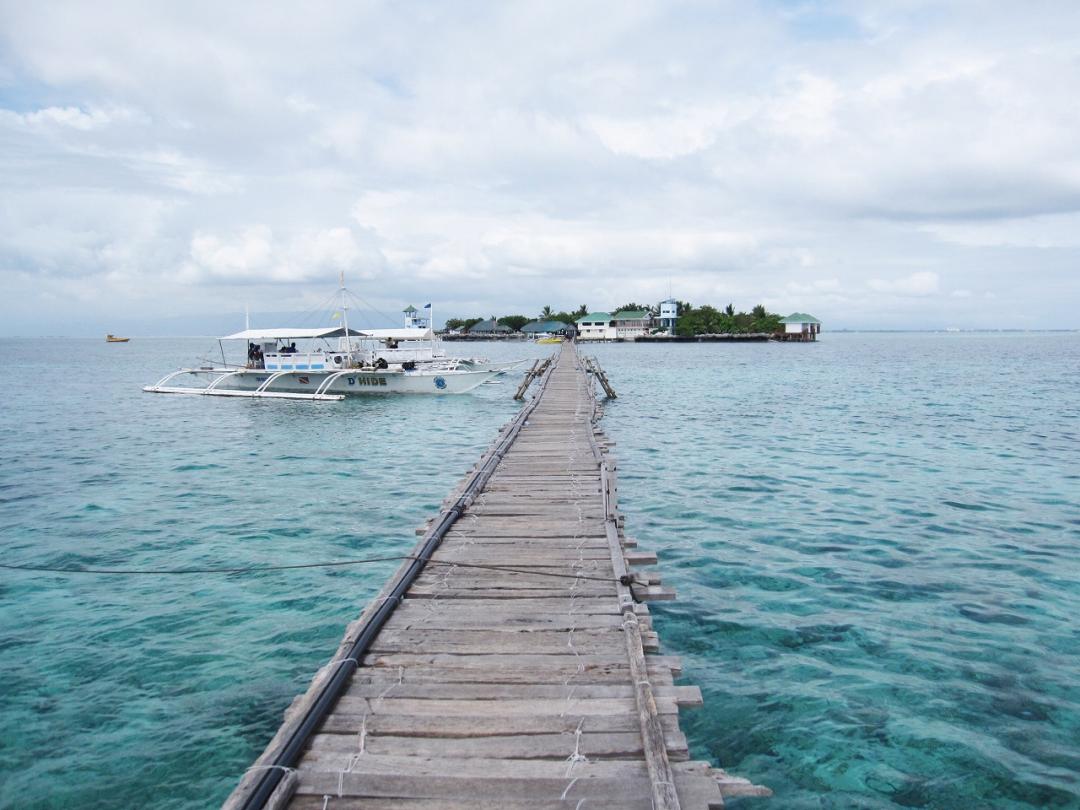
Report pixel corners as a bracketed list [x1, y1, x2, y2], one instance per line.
[3, 328, 1078, 339]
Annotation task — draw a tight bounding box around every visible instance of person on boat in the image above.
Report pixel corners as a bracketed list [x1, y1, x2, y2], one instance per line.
[247, 342, 256, 366]
[253, 346, 264, 368]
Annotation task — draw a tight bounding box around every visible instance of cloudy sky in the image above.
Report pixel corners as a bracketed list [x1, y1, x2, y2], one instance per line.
[2, 0, 1079, 334]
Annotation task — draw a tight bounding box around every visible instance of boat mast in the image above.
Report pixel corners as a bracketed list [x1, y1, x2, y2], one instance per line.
[339, 270, 350, 354]
[240, 304, 250, 368]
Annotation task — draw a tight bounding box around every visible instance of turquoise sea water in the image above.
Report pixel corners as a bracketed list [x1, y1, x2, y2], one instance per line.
[1, 334, 1078, 808]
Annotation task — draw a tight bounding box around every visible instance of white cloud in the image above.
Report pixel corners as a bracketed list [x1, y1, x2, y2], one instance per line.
[1, 1, 1079, 333]
[784, 278, 842, 296]
[867, 271, 940, 296]
[188, 225, 275, 280]
[764, 72, 840, 142]
[2, 105, 112, 130]
[184, 225, 383, 284]
[586, 106, 733, 160]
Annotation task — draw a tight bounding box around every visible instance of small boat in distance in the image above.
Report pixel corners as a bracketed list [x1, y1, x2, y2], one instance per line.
[106, 334, 130, 343]
[536, 336, 563, 344]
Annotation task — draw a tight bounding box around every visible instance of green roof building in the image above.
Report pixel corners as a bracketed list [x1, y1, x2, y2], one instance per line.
[779, 312, 821, 341]
[467, 318, 512, 334]
[575, 310, 653, 341]
[612, 310, 651, 338]
[575, 312, 614, 340]
[521, 319, 570, 334]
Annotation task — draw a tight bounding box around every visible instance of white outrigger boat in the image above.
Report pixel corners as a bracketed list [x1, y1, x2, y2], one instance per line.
[144, 282, 522, 401]
[143, 326, 503, 401]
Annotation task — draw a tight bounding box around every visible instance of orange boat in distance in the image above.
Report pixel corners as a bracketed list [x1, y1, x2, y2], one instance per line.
[105, 334, 130, 343]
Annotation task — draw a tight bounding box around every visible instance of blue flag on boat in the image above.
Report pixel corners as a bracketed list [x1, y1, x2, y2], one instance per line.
[423, 303, 431, 308]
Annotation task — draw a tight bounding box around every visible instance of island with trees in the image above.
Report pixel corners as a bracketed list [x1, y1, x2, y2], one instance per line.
[443, 301, 789, 339]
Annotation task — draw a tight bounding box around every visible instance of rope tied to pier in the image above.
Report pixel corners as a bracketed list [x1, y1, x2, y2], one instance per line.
[564, 717, 589, 776]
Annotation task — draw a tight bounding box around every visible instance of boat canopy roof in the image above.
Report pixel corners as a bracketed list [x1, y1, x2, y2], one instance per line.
[359, 327, 434, 340]
[220, 326, 434, 341]
[220, 327, 368, 341]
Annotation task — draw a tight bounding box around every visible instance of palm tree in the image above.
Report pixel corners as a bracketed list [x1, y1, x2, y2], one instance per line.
[541, 305, 553, 319]
[725, 303, 735, 317]
[574, 304, 588, 317]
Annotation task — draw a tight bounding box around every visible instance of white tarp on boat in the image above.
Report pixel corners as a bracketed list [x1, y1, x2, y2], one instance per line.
[220, 327, 433, 341]
[219, 327, 368, 341]
[356, 328, 435, 340]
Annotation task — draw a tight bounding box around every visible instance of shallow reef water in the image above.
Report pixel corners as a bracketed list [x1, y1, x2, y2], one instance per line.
[1, 333, 1078, 808]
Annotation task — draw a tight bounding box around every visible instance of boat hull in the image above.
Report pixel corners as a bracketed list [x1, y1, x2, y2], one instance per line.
[146, 367, 498, 397]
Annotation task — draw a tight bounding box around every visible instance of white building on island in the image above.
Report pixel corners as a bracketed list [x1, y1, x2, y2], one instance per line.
[575, 312, 616, 340]
[658, 298, 678, 335]
[778, 313, 821, 341]
[612, 310, 650, 339]
[403, 305, 432, 329]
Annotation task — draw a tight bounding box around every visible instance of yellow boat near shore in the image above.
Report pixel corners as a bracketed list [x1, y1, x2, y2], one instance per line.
[537, 336, 563, 344]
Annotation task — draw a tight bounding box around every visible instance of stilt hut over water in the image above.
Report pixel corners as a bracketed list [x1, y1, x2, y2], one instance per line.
[778, 312, 821, 341]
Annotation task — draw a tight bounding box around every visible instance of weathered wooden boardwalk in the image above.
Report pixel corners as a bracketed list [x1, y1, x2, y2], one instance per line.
[227, 342, 763, 809]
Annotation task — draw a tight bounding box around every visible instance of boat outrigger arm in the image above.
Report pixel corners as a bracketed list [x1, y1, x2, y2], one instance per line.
[144, 369, 349, 401]
[142, 326, 374, 402]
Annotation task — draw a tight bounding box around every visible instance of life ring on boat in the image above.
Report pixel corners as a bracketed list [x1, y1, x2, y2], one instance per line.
[333, 355, 343, 364]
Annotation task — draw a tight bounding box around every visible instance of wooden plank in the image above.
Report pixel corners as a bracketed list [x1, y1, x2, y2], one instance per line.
[358, 652, 683, 676]
[381, 611, 649, 632]
[292, 756, 721, 805]
[367, 628, 628, 656]
[315, 712, 683, 738]
[341, 681, 702, 705]
[304, 729, 690, 761]
[326, 663, 676, 687]
[405, 587, 616, 599]
[327, 696, 682, 717]
[428, 556, 617, 568]
[397, 597, 651, 614]
[290, 796, 658, 809]
[291, 772, 723, 808]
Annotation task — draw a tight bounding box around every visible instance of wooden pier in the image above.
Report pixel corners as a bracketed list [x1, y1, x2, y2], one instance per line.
[226, 342, 764, 809]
